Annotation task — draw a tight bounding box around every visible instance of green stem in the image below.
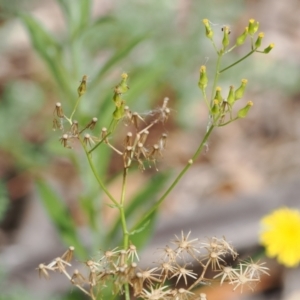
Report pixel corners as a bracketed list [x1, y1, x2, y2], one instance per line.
[219, 48, 257, 73]
[120, 168, 129, 249]
[80, 138, 118, 207]
[130, 124, 215, 232]
[120, 167, 130, 300]
[70, 96, 82, 121]
[210, 54, 222, 106]
[89, 131, 112, 153]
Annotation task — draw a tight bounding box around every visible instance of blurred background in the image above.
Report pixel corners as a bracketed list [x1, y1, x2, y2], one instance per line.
[0, 0, 300, 299]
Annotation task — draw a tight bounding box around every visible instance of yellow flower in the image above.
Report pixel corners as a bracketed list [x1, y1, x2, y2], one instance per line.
[260, 207, 300, 267]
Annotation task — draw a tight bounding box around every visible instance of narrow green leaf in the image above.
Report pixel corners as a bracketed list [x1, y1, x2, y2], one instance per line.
[36, 179, 87, 259]
[19, 13, 74, 101]
[56, 0, 91, 40]
[129, 210, 157, 249]
[90, 35, 148, 90]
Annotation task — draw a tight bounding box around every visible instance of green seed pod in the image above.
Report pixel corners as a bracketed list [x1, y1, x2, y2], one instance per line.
[236, 27, 248, 46]
[235, 79, 248, 100]
[222, 26, 230, 49]
[248, 19, 259, 35]
[113, 92, 122, 104]
[227, 85, 235, 106]
[214, 87, 223, 102]
[77, 75, 87, 97]
[255, 32, 264, 48]
[198, 65, 208, 90]
[263, 43, 275, 54]
[237, 101, 253, 118]
[211, 99, 220, 115]
[203, 19, 213, 39]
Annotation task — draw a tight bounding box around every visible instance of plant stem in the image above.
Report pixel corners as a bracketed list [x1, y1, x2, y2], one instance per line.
[130, 124, 214, 232]
[70, 96, 82, 121]
[80, 138, 119, 207]
[120, 168, 129, 249]
[219, 48, 257, 73]
[210, 54, 222, 106]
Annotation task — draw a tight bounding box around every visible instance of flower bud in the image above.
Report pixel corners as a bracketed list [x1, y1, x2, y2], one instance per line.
[237, 101, 253, 118]
[235, 79, 248, 100]
[214, 87, 223, 102]
[236, 27, 248, 46]
[198, 65, 208, 90]
[113, 103, 125, 120]
[115, 73, 129, 94]
[222, 26, 230, 49]
[263, 43, 275, 54]
[77, 75, 87, 97]
[211, 99, 220, 115]
[226, 85, 235, 106]
[248, 19, 259, 35]
[255, 32, 264, 48]
[203, 19, 213, 39]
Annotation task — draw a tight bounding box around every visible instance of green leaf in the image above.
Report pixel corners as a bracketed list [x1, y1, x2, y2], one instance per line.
[129, 210, 157, 249]
[36, 179, 87, 259]
[90, 35, 148, 90]
[19, 13, 74, 101]
[56, 0, 92, 40]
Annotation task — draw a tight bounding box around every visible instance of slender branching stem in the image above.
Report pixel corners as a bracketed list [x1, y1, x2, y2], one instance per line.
[219, 48, 257, 73]
[120, 168, 129, 249]
[80, 137, 119, 207]
[70, 96, 82, 121]
[130, 124, 214, 233]
[210, 54, 222, 106]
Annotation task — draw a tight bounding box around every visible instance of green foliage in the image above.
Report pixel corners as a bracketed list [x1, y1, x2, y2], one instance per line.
[36, 179, 87, 259]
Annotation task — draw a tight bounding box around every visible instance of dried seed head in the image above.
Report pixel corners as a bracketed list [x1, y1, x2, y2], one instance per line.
[131, 112, 140, 129]
[123, 146, 133, 167]
[101, 127, 108, 141]
[139, 130, 149, 145]
[86, 117, 98, 130]
[83, 134, 95, 147]
[54, 102, 64, 118]
[59, 134, 70, 148]
[70, 120, 79, 136]
[124, 132, 133, 147]
[53, 118, 63, 131]
[71, 269, 86, 285]
[61, 246, 75, 263]
[37, 264, 50, 279]
[159, 133, 168, 150]
[127, 243, 139, 261]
